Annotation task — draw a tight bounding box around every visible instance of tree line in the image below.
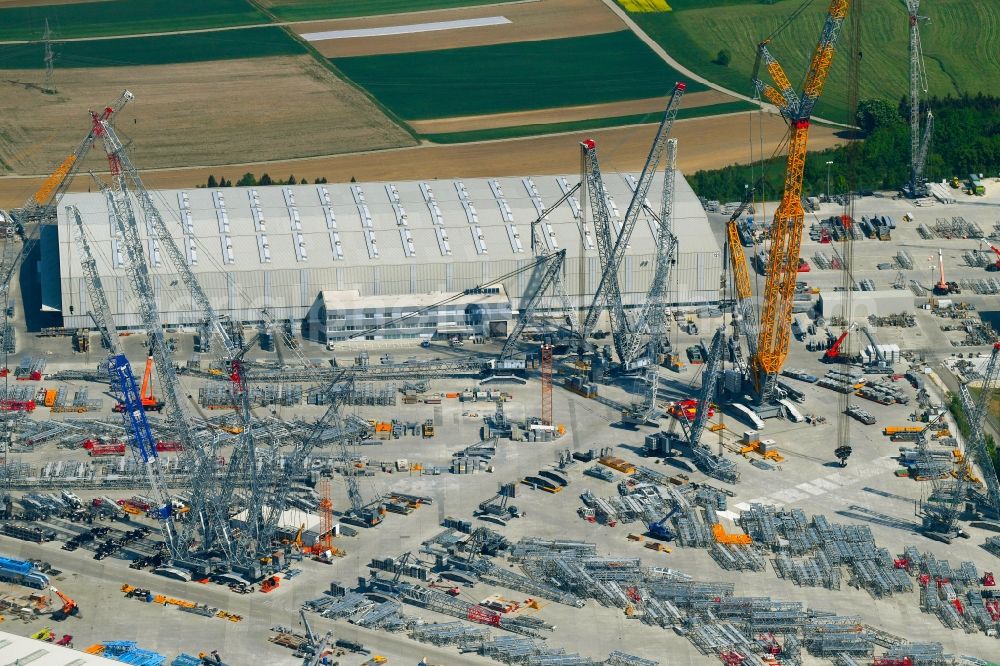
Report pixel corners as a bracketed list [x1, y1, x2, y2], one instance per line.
[689, 94, 1000, 202]
[197, 173, 332, 188]
[948, 392, 1000, 485]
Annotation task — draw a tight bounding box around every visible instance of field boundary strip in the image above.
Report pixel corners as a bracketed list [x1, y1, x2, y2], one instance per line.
[300, 16, 511, 41]
[619, 0, 671, 11]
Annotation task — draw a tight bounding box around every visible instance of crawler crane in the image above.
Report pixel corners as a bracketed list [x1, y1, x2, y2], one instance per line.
[49, 587, 78, 620]
[751, 0, 852, 403]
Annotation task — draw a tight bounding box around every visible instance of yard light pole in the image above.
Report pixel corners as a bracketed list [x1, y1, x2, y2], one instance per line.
[825, 160, 834, 200]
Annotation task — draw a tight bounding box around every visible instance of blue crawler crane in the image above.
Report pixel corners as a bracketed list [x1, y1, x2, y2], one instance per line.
[647, 505, 681, 542]
[108, 354, 170, 519]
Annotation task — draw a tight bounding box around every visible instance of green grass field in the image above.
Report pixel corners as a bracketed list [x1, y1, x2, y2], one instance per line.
[0, 0, 266, 41]
[0, 27, 305, 68]
[621, 0, 1000, 125]
[421, 101, 756, 143]
[261, 0, 523, 21]
[332, 31, 705, 120]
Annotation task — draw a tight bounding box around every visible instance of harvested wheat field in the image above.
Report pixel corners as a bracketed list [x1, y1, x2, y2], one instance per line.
[301, 0, 621, 56]
[0, 55, 414, 176]
[409, 90, 739, 134]
[0, 111, 846, 208]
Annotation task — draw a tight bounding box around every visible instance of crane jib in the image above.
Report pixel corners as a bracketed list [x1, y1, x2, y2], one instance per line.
[111, 354, 159, 465]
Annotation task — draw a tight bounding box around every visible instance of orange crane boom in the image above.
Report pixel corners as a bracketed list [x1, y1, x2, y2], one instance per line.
[50, 587, 78, 619]
[140, 356, 164, 411]
[751, 0, 851, 401]
[933, 248, 949, 294]
[140, 356, 154, 404]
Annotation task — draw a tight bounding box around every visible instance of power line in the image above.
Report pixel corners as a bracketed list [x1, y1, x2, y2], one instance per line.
[42, 19, 55, 95]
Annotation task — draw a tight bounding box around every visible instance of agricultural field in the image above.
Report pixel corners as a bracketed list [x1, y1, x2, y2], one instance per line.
[0, 0, 817, 185]
[299, 0, 621, 57]
[417, 101, 756, 144]
[620, 0, 1000, 125]
[332, 31, 705, 120]
[0, 56, 415, 176]
[259, 0, 523, 22]
[0, 27, 305, 68]
[409, 90, 740, 134]
[0, 0, 266, 41]
[0, 108, 847, 211]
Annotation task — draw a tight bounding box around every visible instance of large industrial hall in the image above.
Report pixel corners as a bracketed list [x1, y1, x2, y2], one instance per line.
[48, 172, 722, 341]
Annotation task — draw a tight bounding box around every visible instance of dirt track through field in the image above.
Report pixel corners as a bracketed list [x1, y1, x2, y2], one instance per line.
[301, 0, 623, 56]
[0, 56, 414, 177]
[409, 90, 739, 133]
[0, 111, 847, 207]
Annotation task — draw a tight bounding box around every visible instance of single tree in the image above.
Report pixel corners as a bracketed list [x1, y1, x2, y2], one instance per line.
[856, 98, 902, 135]
[206, 175, 218, 188]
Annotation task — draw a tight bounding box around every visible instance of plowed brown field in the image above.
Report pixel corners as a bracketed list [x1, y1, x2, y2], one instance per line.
[0, 111, 847, 208]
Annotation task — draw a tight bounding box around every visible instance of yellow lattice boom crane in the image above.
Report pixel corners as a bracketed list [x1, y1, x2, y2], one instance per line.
[722, 191, 761, 378]
[750, 0, 851, 402]
[23, 90, 133, 215]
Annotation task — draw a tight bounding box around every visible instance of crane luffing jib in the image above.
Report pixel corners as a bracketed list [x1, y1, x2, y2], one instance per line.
[0, 90, 131, 311]
[914, 110, 934, 188]
[526, 190, 580, 334]
[581, 82, 687, 357]
[908, 0, 932, 192]
[94, 110, 280, 554]
[261, 375, 364, 544]
[958, 342, 1000, 516]
[95, 176, 197, 456]
[68, 206, 177, 549]
[89, 100, 287, 568]
[94, 145, 218, 560]
[70, 206, 149, 458]
[687, 327, 727, 449]
[626, 138, 679, 364]
[723, 189, 762, 361]
[93, 119, 235, 359]
[754, 48, 798, 117]
[581, 141, 616, 314]
[750, 0, 851, 402]
[500, 250, 567, 360]
[29, 90, 133, 210]
[530, 182, 581, 256]
[110, 355, 160, 467]
[94, 114, 278, 566]
[68, 205, 121, 355]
